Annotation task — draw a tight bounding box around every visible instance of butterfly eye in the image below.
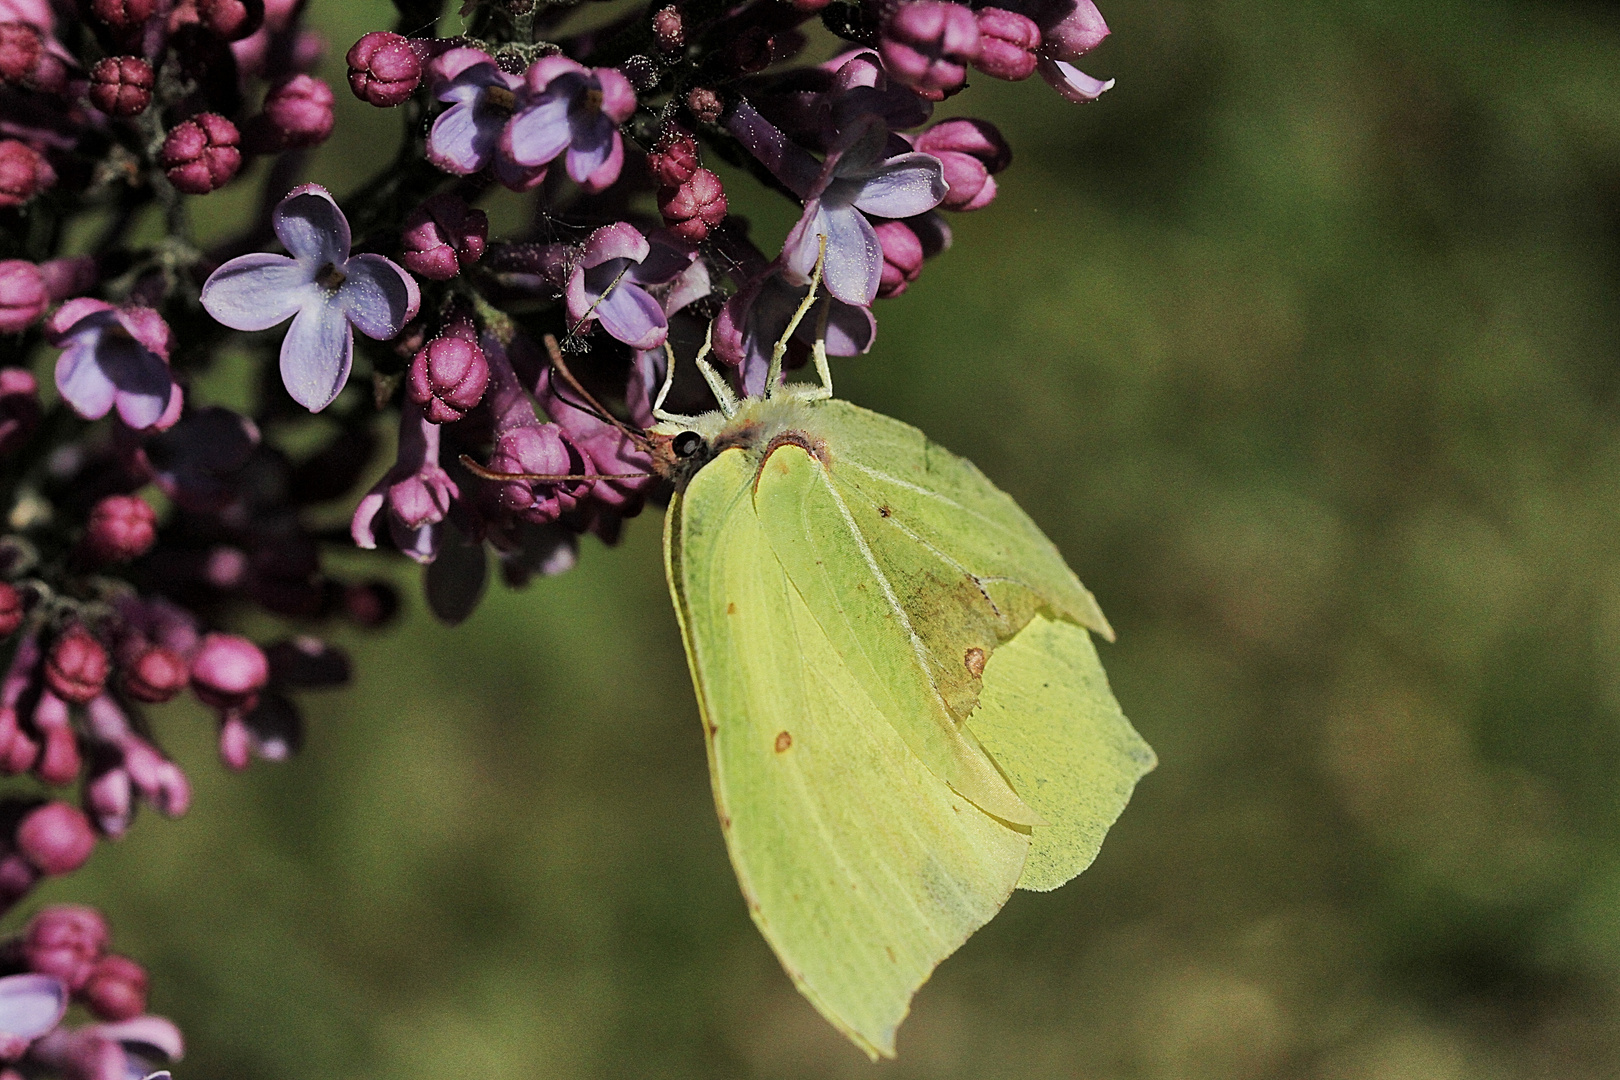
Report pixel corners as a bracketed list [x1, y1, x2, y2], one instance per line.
[673, 431, 703, 458]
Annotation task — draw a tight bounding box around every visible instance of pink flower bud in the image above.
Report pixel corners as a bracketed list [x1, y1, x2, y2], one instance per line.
[15, 802, 95, 876]
[31, 690, 79, 785]
[652, 5, 683, 51]
[685, 86, 722, 124]
[0, 584, 21, 638]
[218, 712, 250, 770]
[197, 0, 261, 40]
[0, 141, 54, 208]
[161, 113, 240, 195]
[342, 581, 398, 627]
[89, 0, 154, 32]
[400, 194, 487, 281]
[974, 7, 1039, 80]
[81, 495, 157, 564]
[0, 853, 37, 911]
[44, 629, 107, 705]
[190, 633, 268, 710]
[346, 31, 421, 107]
[88, 56, 153, 117]
[0, 22, 41, 84]
[647, 132, 699, 187]
[80, 954, 146, 1021]
[38, 257, 98, 301]
[0, 261, 46, 333]
[1041, 0, 1108, 61]
[880, 1, 981, 100]
[0, 368, 39, 457]
[245, 74, 334, 152]
[658, 168, 727, 243]
[914, 118, 1010, 211]
[22, 905, 107, 990]
[85, 766, 132, 837]
[408, 336, 488, 423]
[121, 645, 186, 703]
[875, 220, 925, 298]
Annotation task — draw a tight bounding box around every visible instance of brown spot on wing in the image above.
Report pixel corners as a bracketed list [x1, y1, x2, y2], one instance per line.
[878, 505, 891, 518]
[964, 646, 987, 678]
[726, 602, 736, 614]
[774, 730, 793, 753]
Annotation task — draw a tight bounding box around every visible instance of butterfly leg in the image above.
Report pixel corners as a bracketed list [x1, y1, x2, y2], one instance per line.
[692, 319, 740, 419]
[804, 300, 833, 401]
[765, 234, 828, 399]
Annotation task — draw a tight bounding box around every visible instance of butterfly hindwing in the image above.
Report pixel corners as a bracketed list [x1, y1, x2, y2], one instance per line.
[666, 447, 1030, 1059]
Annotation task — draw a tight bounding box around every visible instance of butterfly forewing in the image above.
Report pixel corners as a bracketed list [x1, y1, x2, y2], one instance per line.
[666, 448, 1029, 1059]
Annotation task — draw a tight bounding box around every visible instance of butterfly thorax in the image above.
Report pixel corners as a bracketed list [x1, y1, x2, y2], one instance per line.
[650, 393, 832, 491]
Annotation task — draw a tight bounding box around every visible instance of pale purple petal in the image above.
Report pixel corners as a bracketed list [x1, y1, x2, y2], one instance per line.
[597, 68, 636, 123]
[505, 96, 572, 166]
[564, 113, 613, 182]
[92, 1016, 184, 1060]
[593, 281, 667, 350]
[338, 254, 420, 340]
[113, 306, 173, 360]
[570, 128, 623, 193]
[1038, 56, 1113, 102]
[784, 202, 882, 305]
[351, 488, 387, 549]
[427, 47, 498, 93]
[0, 973, 66, 1038]
[825, 299, 876, 355]
[580, 221, 649, 269]
[848, 153, 949, 218]
[56, 338, 118, 420]
[199, 253, 312, 331]
[427, 100, 496, 174]
[279, 300, 353, 412]
[272, 185, 351, 265]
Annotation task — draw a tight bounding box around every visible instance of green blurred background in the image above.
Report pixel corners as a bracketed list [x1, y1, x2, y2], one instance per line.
[33, 0, 1620, 1076]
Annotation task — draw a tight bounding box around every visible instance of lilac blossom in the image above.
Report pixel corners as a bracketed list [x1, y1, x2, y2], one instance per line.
[502, 57, 635, 193]
[46, 300, 179, 431]
[425, 48, 534, 187]
[352, 400, 460, 563]
[200, 184, 420, 412]
[0, 973, 66, 1058]
[715, 264, 876, 395]
[566, 224, 697, 350]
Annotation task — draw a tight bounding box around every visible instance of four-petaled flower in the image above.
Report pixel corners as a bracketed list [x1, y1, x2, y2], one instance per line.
[424, 47, 536, 189]
[502, 57, 636, 193]
[47, 300, 180, 430]
[565, 224, 696, 351]
[200, 184, 420, 412]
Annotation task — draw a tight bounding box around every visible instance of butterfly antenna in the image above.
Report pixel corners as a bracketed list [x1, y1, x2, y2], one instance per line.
[765, 233, 827, 400]
[459, 454, 652, 483]
[542, 334, 655, 452]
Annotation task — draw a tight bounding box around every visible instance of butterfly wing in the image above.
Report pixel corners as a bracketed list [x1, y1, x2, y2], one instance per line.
[666, 447, 1029, 1059]
[966, 613, 1157, 890]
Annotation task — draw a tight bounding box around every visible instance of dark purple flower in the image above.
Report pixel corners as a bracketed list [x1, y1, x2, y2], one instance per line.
[425, 48, 528, 183]
[502, 56, 636, 194]
[160, 114, 241, 195]
[879, 1, 982, 100]
[400, 194, 488, 281]
[46, 300, 178, 430]
[201, 185, 421, 412]
[352, 401, 460, 563]
[0, 974, 65, 1060]
[781, 118, 947, 305]
[714, 265, 875, 395]
[346, 31, 421, 107]
[565, 224, 696, 350]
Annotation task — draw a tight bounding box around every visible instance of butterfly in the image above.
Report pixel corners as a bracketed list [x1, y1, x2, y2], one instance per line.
[473, 260, 1155, 1059]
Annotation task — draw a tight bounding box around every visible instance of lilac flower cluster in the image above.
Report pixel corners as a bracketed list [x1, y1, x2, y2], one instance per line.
[0, 0, 1113, 1057]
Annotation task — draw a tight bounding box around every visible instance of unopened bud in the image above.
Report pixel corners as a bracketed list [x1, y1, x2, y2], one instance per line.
[875, 219, 925, 298]
[245, 74, 334, 152]
[0, 585, 21, 638]
[89, 0, 155, 32]
[647, 131, 698, 187]
[0, 141, 54, 208]
[22, 905, 107, 990]
[879, 0, 981, 100]
[196, 0, 262, 40]
[729, 26, 773, 74]
[15, 802, 95, 876]
[88, 55, 154, 116]
[652, 5, 683, 51]
[190, 633, 268, 710]
[31, 691, 79, 786]
[122, 646, 187, 703]
[0, 23, 40, 85]
[44, 628, 107, 705]
[0, 261, 46, 334]
[400, 194, 487, 281]
[408, 336, 489, 423]
[973, 7, 1039, 81]
[80, 954, 147, 1021]
[685, 86, 722, 125]
[161, 113, 241, 195]
[81, 495, 157, 564]
[658, 168, 727, 243]
[913, 118, 1010, 211]
[346, 31, 422, 107]
[86, 765, 132, 837]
